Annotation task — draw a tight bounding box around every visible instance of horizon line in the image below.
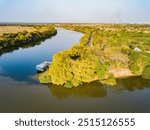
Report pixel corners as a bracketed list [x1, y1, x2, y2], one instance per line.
[0, 22, 150, 25]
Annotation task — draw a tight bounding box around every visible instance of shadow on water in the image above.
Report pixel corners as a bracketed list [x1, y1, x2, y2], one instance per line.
[48, 82, 107, 99]
[116, 76, 150, 92]
[0, 37, 52, 57]
[48, 76, 150, 99]
[0, 75, 150, 112]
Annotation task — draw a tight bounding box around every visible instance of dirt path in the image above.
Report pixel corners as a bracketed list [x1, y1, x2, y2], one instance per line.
[87, 32, 93, 46]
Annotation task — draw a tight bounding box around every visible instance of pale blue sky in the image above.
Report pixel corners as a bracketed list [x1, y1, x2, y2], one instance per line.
[0, 0, 150, 23]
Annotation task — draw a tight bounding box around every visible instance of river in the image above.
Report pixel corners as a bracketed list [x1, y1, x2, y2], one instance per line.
[0, 28, 150, 112]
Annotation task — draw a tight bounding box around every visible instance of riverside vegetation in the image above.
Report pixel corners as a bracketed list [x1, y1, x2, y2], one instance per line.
[0, 25, 57, 55]
[37, 24, 150, 88]
[2, 24, 148, 88]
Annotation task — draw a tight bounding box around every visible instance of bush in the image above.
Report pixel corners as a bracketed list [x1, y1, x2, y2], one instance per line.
[129, 52, 150, 74]
[80, 33, 91, 46]
[37, 71, 51, 84]
[95, 62, 109, 79]
[142, 65, 150, 79]
[100, 75, 117, 86]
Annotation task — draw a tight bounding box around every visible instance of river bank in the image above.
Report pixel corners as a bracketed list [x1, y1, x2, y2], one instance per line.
[0, 26, 57, 55]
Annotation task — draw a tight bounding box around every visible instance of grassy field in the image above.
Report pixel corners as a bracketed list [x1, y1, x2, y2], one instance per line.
[0, 26, 36, 36]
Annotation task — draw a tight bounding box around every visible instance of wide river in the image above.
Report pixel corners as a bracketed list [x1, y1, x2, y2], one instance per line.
[0, 28, 150, 112]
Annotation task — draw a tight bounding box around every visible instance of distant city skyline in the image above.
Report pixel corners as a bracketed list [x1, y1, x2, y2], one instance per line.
[0, 0, 150, 23]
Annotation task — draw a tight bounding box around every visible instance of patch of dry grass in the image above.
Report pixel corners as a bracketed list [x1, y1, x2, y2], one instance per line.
[0, 26, 36, 35]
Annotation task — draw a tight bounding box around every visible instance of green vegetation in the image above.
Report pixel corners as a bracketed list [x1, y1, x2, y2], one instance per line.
[129, 52, 150, 74]
[100, 75, 117, 86]
[142, 66, 150, 79]
[0, 26, 57, 54]
[37, 24, 150, 88]
[39, 45, 100, 87]
[80, 33, 91, 46]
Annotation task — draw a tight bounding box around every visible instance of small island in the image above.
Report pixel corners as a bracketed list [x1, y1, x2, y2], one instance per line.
[37, 24, 150, 88]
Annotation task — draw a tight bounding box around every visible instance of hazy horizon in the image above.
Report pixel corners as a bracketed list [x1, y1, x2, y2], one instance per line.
[0, 0, 150, 23]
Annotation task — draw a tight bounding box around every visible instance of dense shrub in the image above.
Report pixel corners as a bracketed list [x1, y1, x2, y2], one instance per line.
[129, 52, 150, 74]
[100, 75, 117, 86]
[142, 66, 150, 79]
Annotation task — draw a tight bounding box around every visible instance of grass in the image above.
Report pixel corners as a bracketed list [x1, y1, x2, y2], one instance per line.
[0, 26, 36, 36]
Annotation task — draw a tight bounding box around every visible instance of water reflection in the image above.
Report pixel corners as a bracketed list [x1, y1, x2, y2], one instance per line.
[0, 28, 83, 83]
[0, 75, 150, 112]
[116, 76, 150, 92]
[48, 82, 107, 99]
[48, 77, 150, 99]
[0, 39, 46, 56]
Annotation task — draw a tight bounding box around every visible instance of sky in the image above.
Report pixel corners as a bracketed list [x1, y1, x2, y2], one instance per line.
[0, 0, 150, 23]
